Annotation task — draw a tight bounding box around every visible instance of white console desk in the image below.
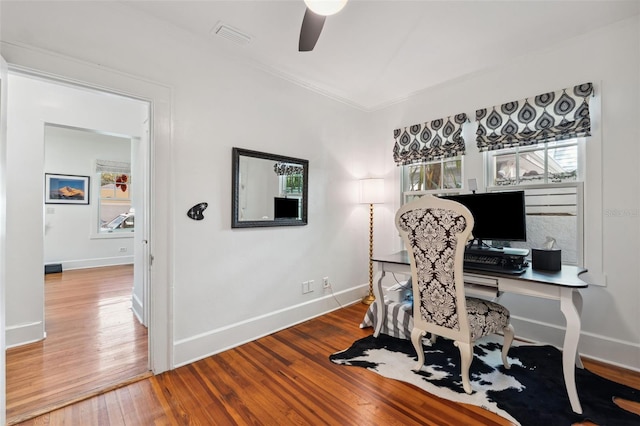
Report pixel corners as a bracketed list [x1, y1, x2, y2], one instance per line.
[371, 251, 588, 414]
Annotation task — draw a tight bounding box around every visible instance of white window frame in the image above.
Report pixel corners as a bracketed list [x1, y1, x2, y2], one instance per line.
[486, 139, 583, 187]
[90, 171, 134, 240]
[483, 138, 586, 267]
[400, 156, 464, 204]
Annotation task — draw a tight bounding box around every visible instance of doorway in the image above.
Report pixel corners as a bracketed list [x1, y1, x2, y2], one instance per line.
[4, 72, 151, 423]
[1, 43, 174, 424]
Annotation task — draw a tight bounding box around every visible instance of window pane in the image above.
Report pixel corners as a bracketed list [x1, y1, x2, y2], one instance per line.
[493, 152, 517, 186]
[405, 165, 424, 191]
[401, 156, 462, 200]
[424, 163, 441, 190]
[547, 144, 578, 183]
[281, 175, 303, 194]
[443, 159, 462, 189]
[518, 149, 545, 185]
[100, 173, 131, 199]
[100, 200, 133, 232]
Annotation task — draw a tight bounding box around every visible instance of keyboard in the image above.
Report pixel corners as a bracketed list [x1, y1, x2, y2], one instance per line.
[463, 252, 527, 275]
[464, 253, 501, 266]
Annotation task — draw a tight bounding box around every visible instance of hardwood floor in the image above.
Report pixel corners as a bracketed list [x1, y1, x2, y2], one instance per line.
[6, 265, 149, 424]
[13, 301, 640, 425]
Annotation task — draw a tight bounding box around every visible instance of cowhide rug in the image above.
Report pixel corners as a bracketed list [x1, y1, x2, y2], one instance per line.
[329, 334, 640, 426]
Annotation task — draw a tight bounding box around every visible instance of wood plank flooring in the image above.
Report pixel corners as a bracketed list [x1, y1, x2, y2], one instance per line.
[13, 301, 640, 425]
[6, 265, 149, 424]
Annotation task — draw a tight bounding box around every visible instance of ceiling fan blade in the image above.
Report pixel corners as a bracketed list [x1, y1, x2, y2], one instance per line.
[299, 8, 326, 52]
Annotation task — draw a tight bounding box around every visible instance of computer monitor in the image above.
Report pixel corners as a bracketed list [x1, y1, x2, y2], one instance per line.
[441, 190, 527, 246]
[274, 197, 299, 219]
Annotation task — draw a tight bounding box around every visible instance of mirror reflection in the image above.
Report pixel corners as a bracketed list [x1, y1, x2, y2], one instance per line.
[232, 148, 308, 228]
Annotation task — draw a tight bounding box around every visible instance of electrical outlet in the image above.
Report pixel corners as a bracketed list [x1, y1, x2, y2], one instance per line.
[119, 247, 127, 252]
[323, 277, 330, 289]
[302, 281, 313, 294]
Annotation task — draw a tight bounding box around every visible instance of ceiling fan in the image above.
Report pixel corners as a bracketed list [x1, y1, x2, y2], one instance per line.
[299, 0, 349, 52]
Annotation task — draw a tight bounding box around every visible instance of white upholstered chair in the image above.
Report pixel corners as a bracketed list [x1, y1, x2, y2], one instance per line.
[395, 194, 515, 394]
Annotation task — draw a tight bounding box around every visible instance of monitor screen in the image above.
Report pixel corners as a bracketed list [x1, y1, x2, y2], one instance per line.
[441, 191, 527, 243]
[274, 197, 299, 219]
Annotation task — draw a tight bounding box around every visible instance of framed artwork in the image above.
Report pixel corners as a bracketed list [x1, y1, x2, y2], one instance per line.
[45, 173, 90, 205]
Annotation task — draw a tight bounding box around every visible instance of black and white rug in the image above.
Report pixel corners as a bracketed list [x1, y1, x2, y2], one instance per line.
[329, 334, 640, 426]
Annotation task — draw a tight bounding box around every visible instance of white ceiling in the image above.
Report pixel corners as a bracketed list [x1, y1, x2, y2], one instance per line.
[121, 0, 640, 111]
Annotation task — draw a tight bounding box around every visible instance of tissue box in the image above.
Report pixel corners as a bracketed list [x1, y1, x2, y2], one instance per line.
[532, 248, 561, 271]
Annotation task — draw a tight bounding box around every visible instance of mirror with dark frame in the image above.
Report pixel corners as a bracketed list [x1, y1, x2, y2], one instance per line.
[232, 147, 308, 228]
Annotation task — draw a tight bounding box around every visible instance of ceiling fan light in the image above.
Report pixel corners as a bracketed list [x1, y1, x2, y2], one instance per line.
[304, 0, 348, 16]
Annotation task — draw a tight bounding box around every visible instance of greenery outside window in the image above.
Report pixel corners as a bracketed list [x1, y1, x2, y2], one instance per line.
[98, 172, 133, 234]
[401, 157, 463, 204]
[281, 174, 303, 195]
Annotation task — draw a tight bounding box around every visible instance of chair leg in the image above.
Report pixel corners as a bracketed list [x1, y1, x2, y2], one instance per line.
[455, 341, 474, 394]
[411, 328, 427, 371]
[502, 324, 515, 369]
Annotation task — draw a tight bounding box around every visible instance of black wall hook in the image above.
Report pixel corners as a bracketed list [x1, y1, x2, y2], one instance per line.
[187, 202, 208, 221]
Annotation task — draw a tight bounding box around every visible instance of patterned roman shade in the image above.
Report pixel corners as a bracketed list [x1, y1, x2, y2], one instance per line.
[273, 162, 303, 176]
[393, 113, 467, 166]
[476, 82, 593, 152]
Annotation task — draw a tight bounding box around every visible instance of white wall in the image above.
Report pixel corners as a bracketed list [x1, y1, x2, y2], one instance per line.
[371, 17, 640, 369]
[1, 2, 636, 373]
[5, 73, 147, 347]
[0, 1, 376, 367]
[44, 125, 135, 269]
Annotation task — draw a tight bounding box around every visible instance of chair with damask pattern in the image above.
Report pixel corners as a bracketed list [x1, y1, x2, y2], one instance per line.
[395, 194, 514, 394]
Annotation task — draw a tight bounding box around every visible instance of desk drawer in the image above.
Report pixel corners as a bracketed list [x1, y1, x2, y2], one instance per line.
[464, 274, 500, 298]
[464, 274, 499, 288]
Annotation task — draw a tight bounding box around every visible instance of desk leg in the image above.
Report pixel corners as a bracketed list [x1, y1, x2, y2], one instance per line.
[372, 268, 386, 338]
[573, 290, 584, 369]
[560, 288, 583, 414]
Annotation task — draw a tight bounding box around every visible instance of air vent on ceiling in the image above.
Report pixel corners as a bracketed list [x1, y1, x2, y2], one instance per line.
[212, 22, 252, 46]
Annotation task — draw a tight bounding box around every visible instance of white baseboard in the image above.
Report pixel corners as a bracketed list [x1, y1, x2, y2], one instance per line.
[131, 292, 145, 326]
[511, 315, 640, 372]
[52, 256, 134, 271]
[171, 285, 639, 372]
[6, 321, 44, 348]
[173, 284, 367, 367]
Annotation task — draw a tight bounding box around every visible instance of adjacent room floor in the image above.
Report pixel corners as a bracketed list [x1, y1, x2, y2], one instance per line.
[5, 265, 149, 425]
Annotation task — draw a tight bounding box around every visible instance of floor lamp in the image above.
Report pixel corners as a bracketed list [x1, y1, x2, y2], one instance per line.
[359, 178, 384, 305]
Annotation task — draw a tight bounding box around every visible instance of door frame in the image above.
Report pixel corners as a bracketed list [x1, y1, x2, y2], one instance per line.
[0, 42, 173, 377]
[1, 53, 9, 426]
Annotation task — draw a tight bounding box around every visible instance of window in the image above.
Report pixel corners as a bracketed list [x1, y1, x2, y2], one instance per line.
[401, 157, 463, 204]
[484, 138, 584, 265]
[281, 174, 303, 195]
[278, 173, 303, 218]
[488, 140, 579, 187]
[98, 172, 134, 234]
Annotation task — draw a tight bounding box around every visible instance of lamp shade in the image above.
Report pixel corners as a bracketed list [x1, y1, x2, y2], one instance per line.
[359, 178, 384, 204]
[304, 0, 348, 16]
